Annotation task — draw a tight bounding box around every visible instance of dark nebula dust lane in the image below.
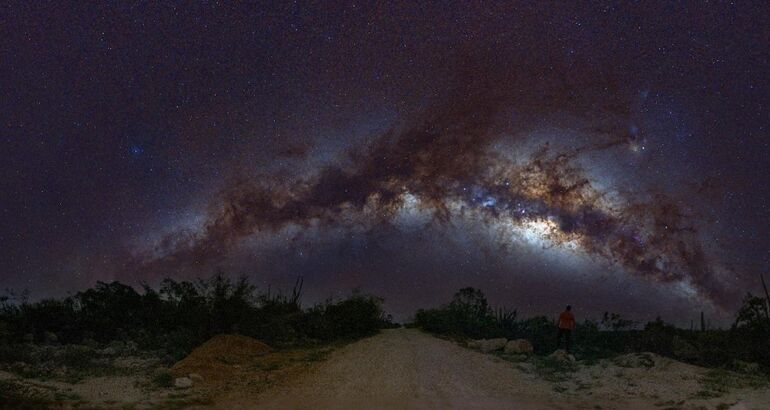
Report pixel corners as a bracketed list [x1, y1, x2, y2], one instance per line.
[2, 3, 769, 324]
[131, 78, 733, 311]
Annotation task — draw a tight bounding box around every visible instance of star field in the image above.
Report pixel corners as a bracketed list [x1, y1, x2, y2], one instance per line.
[1, 2, 769, 323]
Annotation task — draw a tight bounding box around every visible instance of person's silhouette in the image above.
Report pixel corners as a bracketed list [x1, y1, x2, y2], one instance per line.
[557, 305, 575, 353]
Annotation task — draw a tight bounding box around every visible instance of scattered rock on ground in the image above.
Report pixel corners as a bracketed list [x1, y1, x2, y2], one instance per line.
[175, 377, 193, 388]
[479, 338, 507, 353]
[613, 352, 656, 368]
[98, 347, 117, 356]
[504, 339, 533, 354]
[548, 349, 576, 363]
[732, 360, 760, 374]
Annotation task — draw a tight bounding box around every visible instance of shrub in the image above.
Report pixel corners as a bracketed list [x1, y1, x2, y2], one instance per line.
[413, 287, 770, 373]
[152, 369, 174, 388]
[0, 274, 394, 360]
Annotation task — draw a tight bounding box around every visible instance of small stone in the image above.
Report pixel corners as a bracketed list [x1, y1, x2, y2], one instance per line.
[479, 338, 507, 352]
[467, 340, 482, 349]
[733, 360, 760, 374]
[504, 339, 534, 355]
[44, 331, 58, 343]
[549, 349, 576, 363]
[174, 377, 193, 388]
[97, 347, 117, 356]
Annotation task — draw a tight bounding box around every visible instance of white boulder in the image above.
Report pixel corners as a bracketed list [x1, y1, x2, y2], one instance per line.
[174, 377, 193, 388]
[479, 338, 507, 352]
[504, 339, 534, 354]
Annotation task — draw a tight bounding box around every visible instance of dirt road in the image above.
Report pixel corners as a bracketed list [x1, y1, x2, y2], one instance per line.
[212, 328, 766, 410]
[217, 328, 579, 410]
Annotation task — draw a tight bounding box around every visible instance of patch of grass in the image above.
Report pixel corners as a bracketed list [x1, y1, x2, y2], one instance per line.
[302, 349, 330, 362]
[53, 390, 82, 401]
[146, 395, 214, 410]
[696, 368, 769, 398]
[693, 389, 723, 399]
[259, 362, 281, 371]
[0, 380, 52, 409]
[575, 381, 593, 391]
[151, 369, 173, 388]
[552, 384, 568, 393]
[530, 356, 578, 383]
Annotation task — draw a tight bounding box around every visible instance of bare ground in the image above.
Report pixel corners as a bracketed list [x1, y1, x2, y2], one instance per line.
[212, 328, 769, 410]
[2, 328, 767, 409]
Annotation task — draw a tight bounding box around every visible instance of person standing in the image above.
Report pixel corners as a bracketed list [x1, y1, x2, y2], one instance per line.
[557, 305, 575, 353]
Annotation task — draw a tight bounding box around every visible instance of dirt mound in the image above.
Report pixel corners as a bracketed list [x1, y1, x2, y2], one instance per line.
[171, 334, 272, 384]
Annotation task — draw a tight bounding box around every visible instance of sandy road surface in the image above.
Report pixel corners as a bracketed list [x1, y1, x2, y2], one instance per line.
[218, 328, 574, 410]
[212, 328, 767, 410]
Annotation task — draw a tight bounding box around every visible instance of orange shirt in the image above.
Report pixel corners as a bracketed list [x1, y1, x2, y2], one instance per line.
[558, 311, 575, 330]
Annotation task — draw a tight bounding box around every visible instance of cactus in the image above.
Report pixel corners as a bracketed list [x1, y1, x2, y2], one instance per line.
[761, 274, 770, 320]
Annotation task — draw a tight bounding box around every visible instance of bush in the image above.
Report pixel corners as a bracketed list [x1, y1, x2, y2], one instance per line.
[0, 274, 394, 361]
[152, 369, 174, 388]
[413, 287, 770, 373]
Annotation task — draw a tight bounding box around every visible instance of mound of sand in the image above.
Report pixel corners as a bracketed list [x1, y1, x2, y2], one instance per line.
[171, 334, 272, 384]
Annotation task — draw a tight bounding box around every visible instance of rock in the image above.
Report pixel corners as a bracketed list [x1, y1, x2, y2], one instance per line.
[43, 331, 58, 344]
[467, 340, 482, 349]
[733, 360, 761, 374]
[174, 377, 193, 388]
[479, 338, 507, 353]
[614, 352, 655, 368]
[549, 349, 576, 363]
[504, 339, 534, 355]
[189, 373, 203, 382]
[97, 347, 117, 356]
[506, 353, 528, 362]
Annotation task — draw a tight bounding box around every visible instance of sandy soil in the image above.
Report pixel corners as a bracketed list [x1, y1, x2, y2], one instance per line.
[213, 328, 769, 410]
[3, 329, 767, 409]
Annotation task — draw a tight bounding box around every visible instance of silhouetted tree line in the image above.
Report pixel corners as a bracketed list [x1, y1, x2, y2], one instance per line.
[0, 274, 393, 359]
[413, 287, 770, 373]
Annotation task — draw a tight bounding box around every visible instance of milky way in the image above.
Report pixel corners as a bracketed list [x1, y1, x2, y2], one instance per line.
[3, 3, 768, 323]
[130, 78, 734, 311]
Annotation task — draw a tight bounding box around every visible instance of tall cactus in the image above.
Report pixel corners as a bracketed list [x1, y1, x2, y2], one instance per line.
[761, 274, 770, 320]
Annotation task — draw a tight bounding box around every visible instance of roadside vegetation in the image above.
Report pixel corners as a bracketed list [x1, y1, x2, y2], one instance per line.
[412, 286, 770, 374]
[0, 274, 392, 358]
[0, 273, 394, 408]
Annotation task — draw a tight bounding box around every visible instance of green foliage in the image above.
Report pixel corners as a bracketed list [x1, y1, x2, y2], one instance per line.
[0, 380, 56, 409]
[531, 355, 579, 382]
[414, 287, 515, 339]
[0, 274, 393, 360]
[152, 369, 174, 388]
[414, 288, 770, 373]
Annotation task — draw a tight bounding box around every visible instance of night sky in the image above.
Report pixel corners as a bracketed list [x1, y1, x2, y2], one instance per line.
[2, 3, 769, 324]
